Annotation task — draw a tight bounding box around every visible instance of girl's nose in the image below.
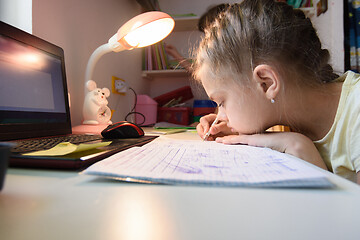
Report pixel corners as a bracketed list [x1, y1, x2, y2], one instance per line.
[217, 108, 227, 121]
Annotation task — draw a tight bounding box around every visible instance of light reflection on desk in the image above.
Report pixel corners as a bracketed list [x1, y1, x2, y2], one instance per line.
[100, 188, 177, 240]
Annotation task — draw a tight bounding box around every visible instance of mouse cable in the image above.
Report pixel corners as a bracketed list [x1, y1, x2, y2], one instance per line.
[125, 87, 146, 125]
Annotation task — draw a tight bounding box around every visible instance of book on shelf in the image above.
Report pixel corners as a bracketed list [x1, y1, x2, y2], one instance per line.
[151, 44, 158, 70]
[276, 0, 313, 8]
[146, 46, 153, 71]
[142, 41, 192, 71]
[143, 41, 177, 71]
[168, 59, 185, 70]
[154, 44, 163, 69]
[158, 42, 168, 69]
[301, 0, 313, 7]
[170, 13, 197, 18]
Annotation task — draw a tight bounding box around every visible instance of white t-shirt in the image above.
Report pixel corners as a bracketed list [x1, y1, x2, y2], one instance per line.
[314, 71, 360, 182]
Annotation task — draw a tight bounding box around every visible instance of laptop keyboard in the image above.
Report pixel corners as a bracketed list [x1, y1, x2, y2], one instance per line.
[11, 134, 103, 154]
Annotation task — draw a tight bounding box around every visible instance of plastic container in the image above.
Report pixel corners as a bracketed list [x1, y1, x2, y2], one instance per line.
[135, 95, 158, 126]
[193, 100, 217, 122]
[157, 107, 191, 125]
[154, 86, 193, 107]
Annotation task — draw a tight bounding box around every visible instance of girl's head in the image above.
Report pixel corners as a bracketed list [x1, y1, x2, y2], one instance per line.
[193, 0, 338, 134]
[198, 4, 230, 32]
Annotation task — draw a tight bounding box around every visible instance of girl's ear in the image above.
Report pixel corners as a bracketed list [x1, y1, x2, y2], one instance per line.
[252, 64, 280, 101]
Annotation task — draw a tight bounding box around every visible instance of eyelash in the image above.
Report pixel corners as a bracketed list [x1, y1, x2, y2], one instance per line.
[218, 102, 224, 108]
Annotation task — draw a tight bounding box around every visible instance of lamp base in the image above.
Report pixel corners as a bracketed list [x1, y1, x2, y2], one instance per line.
[72, 124, 109, 135]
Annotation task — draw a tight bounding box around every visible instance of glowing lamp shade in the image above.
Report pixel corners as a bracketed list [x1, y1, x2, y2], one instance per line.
[116, 11, 175, 50]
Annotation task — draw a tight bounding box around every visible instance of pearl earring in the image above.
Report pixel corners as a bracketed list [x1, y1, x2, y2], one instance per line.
[270, 98, 275, 104]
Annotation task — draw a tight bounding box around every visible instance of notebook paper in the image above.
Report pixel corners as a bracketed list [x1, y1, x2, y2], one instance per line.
[83, 139, 333, 188]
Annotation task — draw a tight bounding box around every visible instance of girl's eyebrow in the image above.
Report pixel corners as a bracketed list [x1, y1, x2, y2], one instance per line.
[208, 91, 225, 101]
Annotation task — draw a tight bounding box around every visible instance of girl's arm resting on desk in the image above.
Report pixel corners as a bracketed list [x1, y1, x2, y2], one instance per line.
[216, 132, 328, 171]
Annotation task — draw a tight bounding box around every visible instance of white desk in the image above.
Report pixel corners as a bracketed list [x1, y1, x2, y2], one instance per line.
[1, 131, 360, 240]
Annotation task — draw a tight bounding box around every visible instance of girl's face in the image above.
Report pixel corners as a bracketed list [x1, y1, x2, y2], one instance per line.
[202, 75, 272, 134]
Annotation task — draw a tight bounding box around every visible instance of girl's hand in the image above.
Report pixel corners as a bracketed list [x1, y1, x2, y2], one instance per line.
[215, 132, 328, 170]
[197, 114, 234, 141]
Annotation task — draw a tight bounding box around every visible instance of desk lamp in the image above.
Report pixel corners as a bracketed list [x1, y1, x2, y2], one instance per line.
[81, 11, 175, 127]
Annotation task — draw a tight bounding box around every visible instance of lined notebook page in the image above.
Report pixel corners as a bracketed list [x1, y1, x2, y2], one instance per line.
[83, 139, 333, 188]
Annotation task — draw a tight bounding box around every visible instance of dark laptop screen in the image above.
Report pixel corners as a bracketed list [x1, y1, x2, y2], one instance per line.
[0, 21, 72, 140]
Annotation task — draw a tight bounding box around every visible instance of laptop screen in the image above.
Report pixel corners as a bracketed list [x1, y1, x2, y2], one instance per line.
[0, 21, 72, 140]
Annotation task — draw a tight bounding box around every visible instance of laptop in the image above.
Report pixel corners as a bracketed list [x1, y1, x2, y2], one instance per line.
[0, 21, 157, 170]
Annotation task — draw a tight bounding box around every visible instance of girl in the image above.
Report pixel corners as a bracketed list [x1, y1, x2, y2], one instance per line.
[194, 0, 360, 184]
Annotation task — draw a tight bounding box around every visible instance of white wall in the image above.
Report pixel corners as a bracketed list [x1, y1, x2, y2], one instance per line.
[0, 0, 32, 33]
[32, 0, 144, 126]
[312, 0, 344, 73]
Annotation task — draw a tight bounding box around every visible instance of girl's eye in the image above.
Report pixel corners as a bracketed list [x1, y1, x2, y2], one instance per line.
[218, 102, 224, 108]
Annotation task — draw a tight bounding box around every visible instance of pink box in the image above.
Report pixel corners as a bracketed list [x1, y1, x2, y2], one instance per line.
[135, 95, 158, 126]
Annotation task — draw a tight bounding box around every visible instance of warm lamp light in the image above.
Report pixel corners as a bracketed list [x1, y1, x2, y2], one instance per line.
[82, 11, 175, 126]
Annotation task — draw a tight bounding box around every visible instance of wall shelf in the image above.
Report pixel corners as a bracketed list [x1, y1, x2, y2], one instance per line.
[141, 17, 196, 79]
[173, 16, 199, 32]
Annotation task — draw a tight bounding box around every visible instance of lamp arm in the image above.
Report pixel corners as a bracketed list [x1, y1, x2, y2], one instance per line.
[85, 43, 113, 83]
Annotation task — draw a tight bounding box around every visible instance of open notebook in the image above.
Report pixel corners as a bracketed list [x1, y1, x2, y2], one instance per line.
[0, 21, 156, 169]
[83, 138, 334, 188]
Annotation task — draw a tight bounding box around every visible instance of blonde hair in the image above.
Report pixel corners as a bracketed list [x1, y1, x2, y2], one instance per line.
[193, 0, 338, 87]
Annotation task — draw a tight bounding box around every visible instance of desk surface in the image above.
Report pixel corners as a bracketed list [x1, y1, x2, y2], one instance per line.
[1, 132, 360, 240]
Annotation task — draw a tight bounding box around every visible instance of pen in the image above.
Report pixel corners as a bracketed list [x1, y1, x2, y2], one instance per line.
[203, 115, 219, 141]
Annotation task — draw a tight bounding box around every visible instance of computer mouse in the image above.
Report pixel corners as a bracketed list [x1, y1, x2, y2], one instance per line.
[101, 121, 144, 139]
